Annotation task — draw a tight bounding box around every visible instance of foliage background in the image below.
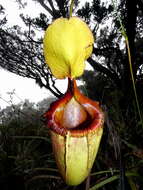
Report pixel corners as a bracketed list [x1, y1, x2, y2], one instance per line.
[0, 0, 143, 189]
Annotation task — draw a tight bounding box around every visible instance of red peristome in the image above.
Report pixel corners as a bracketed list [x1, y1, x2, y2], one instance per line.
[44, 90, 72, 136]
[44, 78, 104, 137]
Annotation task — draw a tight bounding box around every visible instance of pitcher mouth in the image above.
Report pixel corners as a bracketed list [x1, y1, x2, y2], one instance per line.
[44, 78, 104, 137]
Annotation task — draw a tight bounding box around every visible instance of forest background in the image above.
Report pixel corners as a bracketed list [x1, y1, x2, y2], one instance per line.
[0, 0, 143, 189]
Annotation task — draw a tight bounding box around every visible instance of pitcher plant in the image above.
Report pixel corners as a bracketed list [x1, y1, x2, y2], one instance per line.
[43, 16, 104, 186]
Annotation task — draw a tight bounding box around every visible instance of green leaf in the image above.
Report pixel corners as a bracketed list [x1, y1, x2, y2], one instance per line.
[89, 172, 141, 190]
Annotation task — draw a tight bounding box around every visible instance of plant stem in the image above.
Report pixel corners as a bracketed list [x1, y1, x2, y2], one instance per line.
[85, 175, 90, 190]
[69, 0, 74, 17]
[112, 0, 143, 128]
[125, 39, 143, 128]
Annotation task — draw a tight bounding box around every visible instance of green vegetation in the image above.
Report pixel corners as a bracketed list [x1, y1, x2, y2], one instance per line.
[0, 0, 143, 189]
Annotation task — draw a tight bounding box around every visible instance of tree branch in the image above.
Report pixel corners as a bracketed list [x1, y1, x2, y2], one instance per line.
[36, 0, 59, 19]
[88, 57, 121, 88]
[0, 28, 62, 98]
[37, 0, 54, 17]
